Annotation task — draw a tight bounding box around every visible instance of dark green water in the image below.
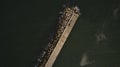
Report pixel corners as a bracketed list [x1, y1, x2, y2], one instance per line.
[1, 0, 120, 67]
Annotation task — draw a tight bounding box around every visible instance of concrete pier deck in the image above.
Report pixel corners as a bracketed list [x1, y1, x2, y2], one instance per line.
[45, 12, 79, 67]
